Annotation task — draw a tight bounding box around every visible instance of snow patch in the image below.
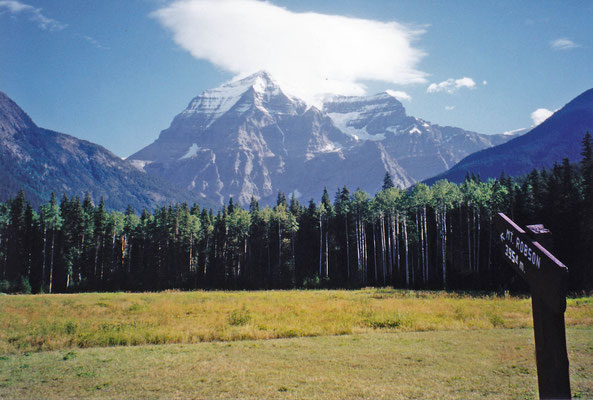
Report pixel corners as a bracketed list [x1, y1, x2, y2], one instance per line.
[129, 159, 152, 172]
[179, 143, 200, 160]
[327, 111, 385, 141]
[502, 127, 530, 136]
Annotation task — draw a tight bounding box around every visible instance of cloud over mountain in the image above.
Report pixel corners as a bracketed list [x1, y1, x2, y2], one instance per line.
[152, 0, 427, 105]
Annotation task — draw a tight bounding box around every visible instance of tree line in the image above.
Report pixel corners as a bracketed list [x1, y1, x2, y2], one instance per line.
[1, 134, 591, 294]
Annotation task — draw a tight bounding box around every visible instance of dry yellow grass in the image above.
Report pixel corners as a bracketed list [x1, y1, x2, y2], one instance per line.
[0, 288, 591, 354]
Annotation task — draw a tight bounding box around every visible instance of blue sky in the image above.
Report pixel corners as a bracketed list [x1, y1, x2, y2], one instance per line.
[1, 0, 592, 158]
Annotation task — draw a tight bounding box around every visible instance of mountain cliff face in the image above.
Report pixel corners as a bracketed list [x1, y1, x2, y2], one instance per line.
[131, 71, 512, 205]
[323, 93, 510, 182]
[0, 91, 199, 211]
[426, 88, 593, 184]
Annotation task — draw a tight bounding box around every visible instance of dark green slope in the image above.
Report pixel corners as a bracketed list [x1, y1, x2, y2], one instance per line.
[0, 91, 214, 211]
[426, 88, 593, 184]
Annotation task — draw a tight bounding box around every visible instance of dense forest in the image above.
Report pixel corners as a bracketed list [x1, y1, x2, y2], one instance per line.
[1, 134, 591, 294]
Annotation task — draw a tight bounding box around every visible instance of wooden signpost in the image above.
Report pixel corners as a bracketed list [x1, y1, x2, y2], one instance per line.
[494, 213, 571, 400]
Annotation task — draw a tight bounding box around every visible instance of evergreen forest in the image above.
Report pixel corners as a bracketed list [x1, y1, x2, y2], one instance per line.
[1, 134, 591, 294]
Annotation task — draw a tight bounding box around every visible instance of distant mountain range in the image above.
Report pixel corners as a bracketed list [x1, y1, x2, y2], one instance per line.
[426, 88, 593, 184]
[0, 91, 200, 211]
[4, 74, 588, 211]
[129, 71, 513, 205]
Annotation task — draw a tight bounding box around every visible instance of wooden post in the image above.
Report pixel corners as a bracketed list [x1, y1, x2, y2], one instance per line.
[494, 213, 571, 400]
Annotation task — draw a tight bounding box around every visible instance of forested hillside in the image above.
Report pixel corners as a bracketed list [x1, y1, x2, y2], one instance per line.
[1, 133, 591, 294]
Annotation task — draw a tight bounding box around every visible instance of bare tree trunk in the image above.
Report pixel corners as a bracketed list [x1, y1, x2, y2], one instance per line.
[416, 212, 424, 285]
[373, 221, 377, 284]
[390, 215, 396, 283]
[355, 216, 360, 276]
[396, 214, 401, 278]
[403, 218, 409, 287]
[487, 214, 492, 272]
[319, 217, 323, 276]
[345, 216, 350, 281]
[424, 205, 429, 286]
[325, 227, 329, 278]
[364, 223, 368, 285]
[441, 209, 447, 289]
[49, 229, 55, 294]
[100, 238, 105, 283]
[467, 203, 472, 273]
[277, 223, 281, 276]
[386, 215, 392, 283]
[41, 226, 47, 289]
[476, 208, 481, 273]
[291, 231, 295, 284]
[94, 239, 100, 286]
[380, 216, 386, 285]
[189, 234, 193, 273]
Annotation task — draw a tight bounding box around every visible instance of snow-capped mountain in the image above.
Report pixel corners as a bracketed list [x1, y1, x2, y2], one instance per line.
[130, 71, 514, 206]
[0, 91, 199, 211]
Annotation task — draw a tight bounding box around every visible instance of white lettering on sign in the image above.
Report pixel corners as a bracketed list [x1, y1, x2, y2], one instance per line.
[502, 229, 541, 270]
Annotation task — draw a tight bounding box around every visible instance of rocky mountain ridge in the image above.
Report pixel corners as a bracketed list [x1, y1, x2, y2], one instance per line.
[0, 91, 201, 211]
[130, 71, 514, 205]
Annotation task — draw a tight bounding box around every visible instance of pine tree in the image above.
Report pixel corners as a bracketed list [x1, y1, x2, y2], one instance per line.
[382, 172, 395, 190]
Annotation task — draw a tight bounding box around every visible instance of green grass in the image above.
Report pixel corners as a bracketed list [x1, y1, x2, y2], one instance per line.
[0, 328, 591, 399]
[1, 289, 592, 354]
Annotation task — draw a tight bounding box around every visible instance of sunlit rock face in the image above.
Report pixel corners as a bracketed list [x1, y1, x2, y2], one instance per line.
[130, 71, 513, 206]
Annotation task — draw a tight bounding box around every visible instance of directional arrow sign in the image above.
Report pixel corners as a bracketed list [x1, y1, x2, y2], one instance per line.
[494, 212, 571, 400]
[495, 213, 567, 287]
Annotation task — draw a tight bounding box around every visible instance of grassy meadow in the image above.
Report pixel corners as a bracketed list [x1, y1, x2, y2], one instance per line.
[1, 288, 592, 354]
[1, 289, 592, 399]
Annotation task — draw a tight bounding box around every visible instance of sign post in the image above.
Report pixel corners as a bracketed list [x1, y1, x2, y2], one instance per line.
[494, 213, 571, 400]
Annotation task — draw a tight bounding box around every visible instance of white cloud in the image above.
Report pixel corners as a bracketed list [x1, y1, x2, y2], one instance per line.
[0, 0, 66, 31]
[385, 90, 411, 102]
[550, 38, 579, 50]
[426, 77, 476, 94]
[531, 108, 554, 126]
[444, 105, 455, 111]
[153, 0, 427, 105]
[482, 80, 487, 86]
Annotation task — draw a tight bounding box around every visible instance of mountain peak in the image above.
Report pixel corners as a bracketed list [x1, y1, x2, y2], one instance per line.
[0, 91, 37, 136]
[225, 70, 279, 93]
[557, 87, 593, 114]
[180, 70, 304, 124]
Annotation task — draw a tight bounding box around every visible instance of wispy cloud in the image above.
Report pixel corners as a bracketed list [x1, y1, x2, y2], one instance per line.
[80, 35, 109, 50]
[427, 77, 476, 94]
[0, 0, 66, 31]
[550, 38, 579, 51]
[152, 0, 427, 105]
[531, 108, 554, 126]
[444, 105, 455, 111]
[385, 90, 411, 102]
